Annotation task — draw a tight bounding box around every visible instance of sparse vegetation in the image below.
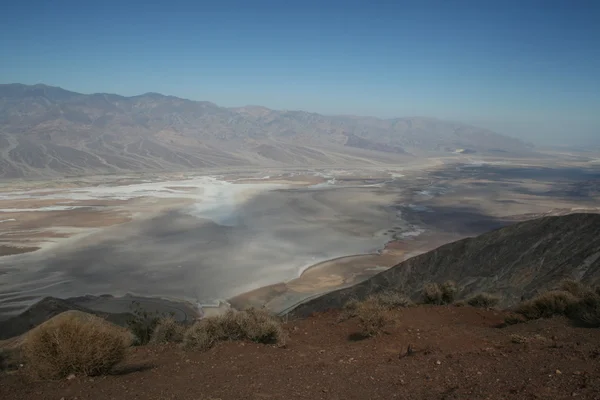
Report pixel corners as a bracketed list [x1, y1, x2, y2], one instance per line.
[568, 291, 600, 328]
[422, 281, 457, 305]
[22, 312, 132, 379]
[513, 281, 600, 327]
[183, 308, 283, 351]
[503, 313, 526, 326]
[467, 293, 500, 308]
[338, 291, 412, 323]
[557, 279, 589, 298]
[355, 301, 389, 337]
[515, 290, 578, 320]
[440, 281, 458, 304]
[149, 316, 186, 344]
[0, 348, 19, 372]
[422, 283, 443, 304]
[367, 291, 414, 309]
[127, 301, 174, 345]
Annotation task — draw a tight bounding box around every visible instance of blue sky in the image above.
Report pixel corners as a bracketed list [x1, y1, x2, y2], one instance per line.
[1, 0, 599, 145]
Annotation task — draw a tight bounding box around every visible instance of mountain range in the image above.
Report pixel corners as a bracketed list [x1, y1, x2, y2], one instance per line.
[0, 83, 533, 178]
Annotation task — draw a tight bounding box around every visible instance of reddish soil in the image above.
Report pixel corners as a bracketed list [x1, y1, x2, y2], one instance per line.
[2, 306, 600, 400]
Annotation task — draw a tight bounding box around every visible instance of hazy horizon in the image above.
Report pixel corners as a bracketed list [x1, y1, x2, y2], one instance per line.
[1, 0, 599, 146]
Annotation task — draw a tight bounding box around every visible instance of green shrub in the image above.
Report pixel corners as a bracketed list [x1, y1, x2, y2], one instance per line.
[149, 316, 186, 344]
[467, 293, 501, 308]
[515, 290, 578, 320]
[23, 312, 131, 379]
[183, 308, 283, 351]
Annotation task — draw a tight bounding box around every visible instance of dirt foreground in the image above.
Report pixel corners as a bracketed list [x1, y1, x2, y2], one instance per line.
[2, 306, 599, 400]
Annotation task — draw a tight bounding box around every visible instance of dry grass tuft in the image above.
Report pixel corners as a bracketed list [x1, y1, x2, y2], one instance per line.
[515, 290, 578, 320]
[466, 293, 501, 308]
[22, 312, 132, 379]
[149, 317, 186, 344]
[183, 308, 283, 351]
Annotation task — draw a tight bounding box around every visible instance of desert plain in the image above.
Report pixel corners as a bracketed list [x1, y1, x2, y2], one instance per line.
[0, 152, 598, 320]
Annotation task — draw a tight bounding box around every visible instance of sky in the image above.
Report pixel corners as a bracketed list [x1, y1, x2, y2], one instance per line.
[1, 0, 599, 145]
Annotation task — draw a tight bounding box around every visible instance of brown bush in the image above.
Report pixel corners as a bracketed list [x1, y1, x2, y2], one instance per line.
[422, 281, 457, 305]
[355, 302, 389, 337]
[23, 312, 132, 379]
[422, 283, 443, 304]
[368, 291, 413, 309]
[466, 293, 501, 308]
[149, 317, 186, 344]
[558, 279, 589, 298]
[183, 308, 283, 351]
[515, 290, 578, 320]
[503, 313, 526, 326]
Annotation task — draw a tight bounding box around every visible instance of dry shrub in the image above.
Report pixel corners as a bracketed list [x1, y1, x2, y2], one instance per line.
[23, 312, 132, 379]
[355, 302, 389, 337]
[503, 313, 526, 326]
[440, 281, 458, 304]
[510, 334, 529, 344]
[422, 281, 457, 305]
[558, 279, 589, 298]
[467, 293, 501, 308]
[149, 317, 186, 344]
[568, 291, 600, 328]
[422, 283, 443, 304]
[0, 347, 20, 372]
[367, 291, 414, 309]
[183, 308, 283, 351]
[339, 292, 411, 323]
[515, 290, 578, 320]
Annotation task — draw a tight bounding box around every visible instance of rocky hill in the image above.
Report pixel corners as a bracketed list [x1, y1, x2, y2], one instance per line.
[0, 83, 533, 178]
[290, 213, 600, 317]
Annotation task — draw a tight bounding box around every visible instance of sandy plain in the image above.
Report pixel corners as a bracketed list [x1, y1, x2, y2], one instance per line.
[0, 154, 598, 319]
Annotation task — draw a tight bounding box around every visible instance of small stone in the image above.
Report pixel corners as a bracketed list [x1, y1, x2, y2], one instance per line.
[556, 369, 562, 375]
[477, 371, 482, 375]
[66, 374, 76, 380]
[436, 360, 442, 365]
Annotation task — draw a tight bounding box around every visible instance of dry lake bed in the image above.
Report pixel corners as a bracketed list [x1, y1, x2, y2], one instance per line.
[0, 155, 599, 318]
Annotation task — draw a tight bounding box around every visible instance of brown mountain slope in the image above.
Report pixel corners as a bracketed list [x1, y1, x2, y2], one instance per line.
[290, 213, 600, 318]
[0, 83, 532, 178]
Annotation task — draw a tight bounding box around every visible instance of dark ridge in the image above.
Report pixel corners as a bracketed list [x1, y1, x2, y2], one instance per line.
[288, 213, 600, 318]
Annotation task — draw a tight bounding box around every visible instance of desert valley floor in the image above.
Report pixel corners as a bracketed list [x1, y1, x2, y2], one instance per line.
[0, 154, 599, 320]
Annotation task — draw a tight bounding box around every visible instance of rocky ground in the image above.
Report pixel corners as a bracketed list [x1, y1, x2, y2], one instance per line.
[2, 306, 599, 400]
